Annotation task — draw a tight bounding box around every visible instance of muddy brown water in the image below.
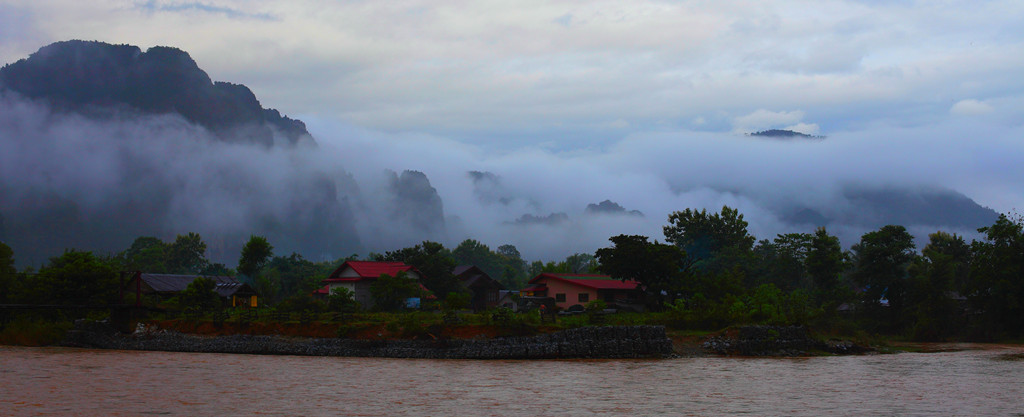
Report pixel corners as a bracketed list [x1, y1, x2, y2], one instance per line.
[2, 344, 1022, 416]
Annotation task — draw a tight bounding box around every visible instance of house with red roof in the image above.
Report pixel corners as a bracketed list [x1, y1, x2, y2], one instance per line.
[522, 273, 643, 310]
[320, 261, 426, 308]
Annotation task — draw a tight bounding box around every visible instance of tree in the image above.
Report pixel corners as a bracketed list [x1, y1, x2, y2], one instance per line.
[967, 213, 1024, 337]
[805, 227, 849, 309]
[376, 241, 461, 299]
[165, 232, 209, 274]
[237, 235, 274, 280]
[496, 244, 528, 288]
[596, 235, 690, 307]
[907, 231, 970, 340]
[327, 287, 360, 313]
[496, 244, 521, 260]
[851, 225, 917, 330]
[369, 271, 421, 311]
[32, 250, 119, 306]
[176, 277, 222, 311]
[751, 233, 812, 290]
[258, 253, 328, 304]
[663, 206, 756, 262]
[120, 236, 168, 272]
[0, 242, 16, 303]
[563, 253, 599, 274]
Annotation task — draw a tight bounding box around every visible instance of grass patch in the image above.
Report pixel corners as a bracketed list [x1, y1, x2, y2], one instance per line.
[0, 318, 73, 346]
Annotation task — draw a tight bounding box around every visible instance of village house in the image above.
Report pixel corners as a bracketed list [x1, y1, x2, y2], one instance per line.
[495, 289, 520, 311]
[521, 273, 643, 311]
[319, 261, 427, 309]
[452, 265, 505, 311]
[123, 273, 259, 308]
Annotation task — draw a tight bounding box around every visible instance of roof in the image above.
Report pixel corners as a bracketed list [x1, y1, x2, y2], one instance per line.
[324, 261, 418, 282]
[137, 273, 253, 298]
[453, 265, 505, 290]
[528, 273, 640, 290]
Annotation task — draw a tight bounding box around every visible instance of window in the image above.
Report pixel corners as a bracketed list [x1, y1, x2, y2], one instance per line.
[555, 293, 566, 302]
[487, 292, 498, 302]
[578, 293, 589, 303]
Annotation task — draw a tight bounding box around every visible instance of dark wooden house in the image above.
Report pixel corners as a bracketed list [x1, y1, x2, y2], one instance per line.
[453, 265, 505, 311]
[124, 273, 259, 307]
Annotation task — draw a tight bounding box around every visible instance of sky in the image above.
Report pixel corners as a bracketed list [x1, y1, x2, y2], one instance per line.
[1, 0, 1023, 261]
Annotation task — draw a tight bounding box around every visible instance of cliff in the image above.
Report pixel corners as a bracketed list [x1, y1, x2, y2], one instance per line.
[0, 40, 311, 146]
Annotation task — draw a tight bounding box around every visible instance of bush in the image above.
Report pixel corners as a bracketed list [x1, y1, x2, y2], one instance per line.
[327, 287, 361, 313]
[0, 317, 73, 346]
[442, 292, 471, 311]
[275, 295, 327, 314]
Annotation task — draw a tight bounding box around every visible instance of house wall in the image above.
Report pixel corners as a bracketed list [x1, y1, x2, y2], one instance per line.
[538, 278, 597, 310]
[231, 295, 257, 308]
[327, 266, 422, 309]
[327, 281, 375, 308]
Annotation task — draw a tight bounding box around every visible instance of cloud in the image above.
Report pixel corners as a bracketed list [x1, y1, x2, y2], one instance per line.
[2, 1, 1024, 264]
[950, 99, 994, 116]
[1, 1, 1022, 147]
[136, 1, 278, 21]
[784, 122, 821, 135]
[733, 109, 807, 133]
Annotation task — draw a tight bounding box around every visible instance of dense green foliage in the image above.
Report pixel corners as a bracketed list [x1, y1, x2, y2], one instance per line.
[2, 206, 1023, 342]
[173, 277, 221, 311]
[451, 239, 528, 289]
[237, 235, 274, 280]
[369, 271, 422, 311]
[595, 235, 689, 306]
[374, 241, 462, 299]
[326, 287, 361, 313]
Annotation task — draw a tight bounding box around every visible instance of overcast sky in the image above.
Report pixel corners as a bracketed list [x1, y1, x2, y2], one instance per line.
[1, 0, 1023, 257]
[2, 1, 1021, 143]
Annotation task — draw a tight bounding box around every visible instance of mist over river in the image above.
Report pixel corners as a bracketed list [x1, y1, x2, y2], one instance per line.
[2, 345, 1023, 416]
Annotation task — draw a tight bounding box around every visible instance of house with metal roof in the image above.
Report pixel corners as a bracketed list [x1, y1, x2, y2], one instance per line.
[320, 261, 427, 309]
[523, 273, 643, 311]
[124, 273, 258, 307]
[453, 265, 505, 311]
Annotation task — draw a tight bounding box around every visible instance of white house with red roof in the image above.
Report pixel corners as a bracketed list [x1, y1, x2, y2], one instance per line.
[320, 261, 425, 308]
[522, 273, 643, 310]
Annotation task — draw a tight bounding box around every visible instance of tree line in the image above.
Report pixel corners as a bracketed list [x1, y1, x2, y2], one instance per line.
[1, 206, 1021, 340]
[595, 207, 1024, 341]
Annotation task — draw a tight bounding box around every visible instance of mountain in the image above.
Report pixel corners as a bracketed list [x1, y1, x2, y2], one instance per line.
[0, 40, 311, 147]
[0, 41, 359, 266]
[585, 200, 644, 217]
[781, 187, 1000, 230]
[748, 129, 824, 140]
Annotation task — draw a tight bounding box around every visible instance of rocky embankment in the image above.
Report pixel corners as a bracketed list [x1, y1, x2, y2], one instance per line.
[702, 325, 869, 356]
[62, 321, 675, 359]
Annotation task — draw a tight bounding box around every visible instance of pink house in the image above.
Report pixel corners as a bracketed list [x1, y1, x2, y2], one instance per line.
[522, 273, 642, 310]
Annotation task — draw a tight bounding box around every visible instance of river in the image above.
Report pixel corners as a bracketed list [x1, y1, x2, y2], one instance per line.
[2, 344, 1022, 416]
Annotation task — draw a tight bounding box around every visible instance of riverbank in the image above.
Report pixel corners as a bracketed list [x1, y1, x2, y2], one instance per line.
[61, 321, 676, 359]
[56, 318, 878, 358]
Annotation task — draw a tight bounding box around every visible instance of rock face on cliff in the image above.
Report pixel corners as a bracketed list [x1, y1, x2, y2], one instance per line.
[0, 40, 311, 146]
[0, 40, 363, 265]
[387, 170, 447, 241]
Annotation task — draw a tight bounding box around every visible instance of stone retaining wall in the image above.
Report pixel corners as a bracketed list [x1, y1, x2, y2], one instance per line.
[702, 325, 868, 356]
[61, 322, 675, 359]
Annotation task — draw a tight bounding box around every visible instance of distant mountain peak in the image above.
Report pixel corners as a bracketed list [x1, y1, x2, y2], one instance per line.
[0, 40, 312, 146]
[585, 200, 644, 217]
[747, 129, 825, 140]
